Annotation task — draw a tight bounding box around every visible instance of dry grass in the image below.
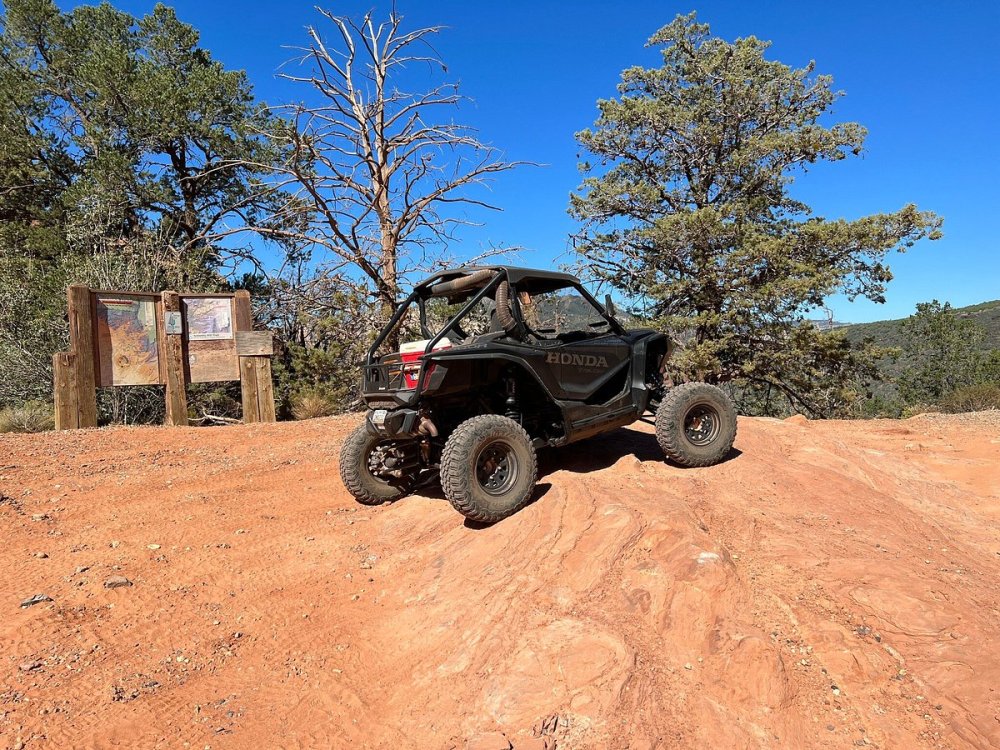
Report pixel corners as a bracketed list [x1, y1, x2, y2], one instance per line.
[290, 388, 338, 421]
[0, 400, 55, 433]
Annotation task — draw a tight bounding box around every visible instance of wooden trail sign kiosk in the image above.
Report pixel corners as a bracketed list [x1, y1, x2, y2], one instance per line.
[54, 285, 276, 429]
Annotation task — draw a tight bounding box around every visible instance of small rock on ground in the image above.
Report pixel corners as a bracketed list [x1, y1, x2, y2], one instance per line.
[104, 575, 132, 589]
[20, 593, 52, 608]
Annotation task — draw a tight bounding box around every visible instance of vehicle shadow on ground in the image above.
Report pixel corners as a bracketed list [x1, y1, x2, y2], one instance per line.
[460, 482, 554, 530]
[416, 479, 553, 506]
[410, 480, 553, 529]
[537, 426, 742, 478]
[401, 426, 740, 527]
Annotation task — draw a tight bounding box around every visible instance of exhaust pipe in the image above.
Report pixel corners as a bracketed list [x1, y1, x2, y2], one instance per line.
[417, 415, 439, 437]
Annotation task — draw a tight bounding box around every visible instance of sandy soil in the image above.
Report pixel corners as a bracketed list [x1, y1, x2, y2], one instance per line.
[1, 412, 999, 750]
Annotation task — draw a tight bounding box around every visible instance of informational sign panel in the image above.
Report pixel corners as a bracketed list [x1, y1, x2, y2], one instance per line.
[164, 311, 183, 335]
[182, 296, 239, 382]
[94, 293, 161, 386]
[55, 286, 275, 429]
[183, 297, 234, 340]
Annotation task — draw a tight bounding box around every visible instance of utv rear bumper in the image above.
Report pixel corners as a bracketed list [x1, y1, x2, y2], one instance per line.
[365, 407, 438, 440]
[366, 407, 420, 438]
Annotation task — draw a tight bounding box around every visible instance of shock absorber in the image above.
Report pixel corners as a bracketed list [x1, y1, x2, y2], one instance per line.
[504, 374, 521, 423]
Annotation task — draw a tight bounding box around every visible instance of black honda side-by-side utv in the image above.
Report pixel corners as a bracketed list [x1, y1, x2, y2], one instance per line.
[339, 266, 737, 522]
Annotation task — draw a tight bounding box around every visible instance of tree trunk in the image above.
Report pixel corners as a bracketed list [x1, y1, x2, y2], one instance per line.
[380, 237, 399, 352]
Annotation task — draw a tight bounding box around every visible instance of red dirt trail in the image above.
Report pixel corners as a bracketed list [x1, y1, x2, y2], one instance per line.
[1, 413, 999, 749]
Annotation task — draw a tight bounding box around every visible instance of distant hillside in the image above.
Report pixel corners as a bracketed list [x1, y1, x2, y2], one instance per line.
[843, 299, 1000, 351]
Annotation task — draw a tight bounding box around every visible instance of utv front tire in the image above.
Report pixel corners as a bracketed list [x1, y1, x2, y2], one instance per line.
[339, 423, 414, 505]
[440, 415, 538, 523]
[656, 383, 737, 467]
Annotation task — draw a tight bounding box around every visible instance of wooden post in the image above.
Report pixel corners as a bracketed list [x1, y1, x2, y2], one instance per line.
[255, 358, 276, 422]
[67, 285, 98, 427]
[53, 352, 80, 430]
[161, 291, 188, 426]
[233, 291, 261, 423]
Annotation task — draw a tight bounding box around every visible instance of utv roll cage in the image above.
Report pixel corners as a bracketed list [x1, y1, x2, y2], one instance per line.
[362, 266, 624, 402]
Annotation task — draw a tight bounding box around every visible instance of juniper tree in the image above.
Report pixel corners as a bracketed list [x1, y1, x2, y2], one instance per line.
[0, 0, 290, 411]
[899, 301, 987, 405]
[571, 13, 941, 416]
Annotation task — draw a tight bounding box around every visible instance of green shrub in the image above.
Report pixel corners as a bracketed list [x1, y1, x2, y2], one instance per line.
[939, 383, 1000, 413]
[0, 400, 55, 433]
[855, 393, 905, 419]
[290, 387, 339, 421]
[273, 338, 363, 420]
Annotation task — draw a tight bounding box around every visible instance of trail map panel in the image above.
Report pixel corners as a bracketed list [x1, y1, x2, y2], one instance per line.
[183, 297, 234, 341]
[94, 294, 161, 386]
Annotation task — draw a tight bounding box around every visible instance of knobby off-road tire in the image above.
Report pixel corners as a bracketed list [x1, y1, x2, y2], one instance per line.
[655, 382, 737, 468]
[440, 415, 538, 523]
[339, 423, 414, 505]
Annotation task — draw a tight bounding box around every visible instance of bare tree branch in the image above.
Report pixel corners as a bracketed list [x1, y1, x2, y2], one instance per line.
[249, 7, 530, 337]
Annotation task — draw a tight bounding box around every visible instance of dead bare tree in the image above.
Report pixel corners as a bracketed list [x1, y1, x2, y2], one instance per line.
[250, 8, 524, 342]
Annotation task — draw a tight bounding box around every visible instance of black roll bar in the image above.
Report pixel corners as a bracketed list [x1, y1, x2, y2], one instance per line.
[366, 289, 420, 364]
[414, 272, 504, 393]
[366, 270, 506, 366]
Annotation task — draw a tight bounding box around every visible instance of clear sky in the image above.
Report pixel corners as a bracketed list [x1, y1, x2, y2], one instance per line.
[74, 0, 999, 322]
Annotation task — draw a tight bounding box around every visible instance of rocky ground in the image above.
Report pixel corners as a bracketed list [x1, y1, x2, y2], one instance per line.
[1, 412, 999, 749]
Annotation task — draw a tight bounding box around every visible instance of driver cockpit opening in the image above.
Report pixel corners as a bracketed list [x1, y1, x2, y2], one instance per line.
[368, 267, 621, 367]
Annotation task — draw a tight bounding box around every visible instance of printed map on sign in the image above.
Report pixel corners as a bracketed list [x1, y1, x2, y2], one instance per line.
[183, 297, 233, 341]
[95, 294, 160, 386]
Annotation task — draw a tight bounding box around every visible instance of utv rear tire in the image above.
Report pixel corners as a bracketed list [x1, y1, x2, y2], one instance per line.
[440, 415, 538, 523]
[339, 423, 414, 505]
[656, 383, 737, 467]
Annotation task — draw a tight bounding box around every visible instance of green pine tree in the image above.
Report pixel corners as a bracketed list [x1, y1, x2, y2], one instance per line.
[570, 13, 942, 417]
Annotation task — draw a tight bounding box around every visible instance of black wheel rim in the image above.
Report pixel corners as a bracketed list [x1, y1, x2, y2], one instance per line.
[684, 403, 722, 446]
[475, 440, 518, 495]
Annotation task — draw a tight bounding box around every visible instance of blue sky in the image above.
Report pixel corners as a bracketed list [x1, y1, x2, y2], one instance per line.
[78, 0, 999, 322]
